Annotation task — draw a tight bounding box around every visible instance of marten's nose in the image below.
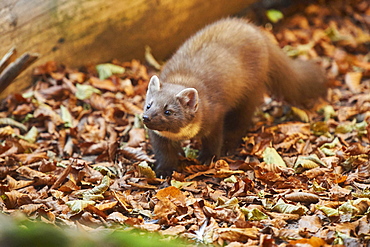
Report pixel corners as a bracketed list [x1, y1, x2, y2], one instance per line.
[142, 115, 150, 123]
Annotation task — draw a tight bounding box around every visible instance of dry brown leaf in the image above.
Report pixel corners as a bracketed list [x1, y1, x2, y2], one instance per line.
[298, 215, 323, 233]
[126, 182, 157, 190]
[302, 167, 331, 179]
[89, 94, 110, 111]
[357, 216, 370, 236]
[285, 192, 320, 203]
[345, 72, 362, 93]
[106, 212, 128, 224]
[0, 126, 15, 137]
[85, 204, 108, 219]
[160, 225, 186, 236]
[120, 146, 155, 163]
[276, 228, 302, 241]
[155, 186, 186, 206]
[139, 223, 161, 232]
[120, 78, 135, 96]
[127, 128, 146, 147]
[19, 203, 45, 216]
[58, 179, 80, 192]
[33, 104, 63, 125]
[4, 190, 32, 209]
[16, 166, 49, 179]
[288, 237, 327, 247]
[218, 227, 259, 242]
[6, 175, 34, 190]
[121, 100, 143, 115]
[89, 77, 118, 91]
[95, 201, 118, 211]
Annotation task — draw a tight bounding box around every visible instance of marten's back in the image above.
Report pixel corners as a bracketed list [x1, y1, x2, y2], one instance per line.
[160, 18, 326, 110]
[160, 18, 270, 109]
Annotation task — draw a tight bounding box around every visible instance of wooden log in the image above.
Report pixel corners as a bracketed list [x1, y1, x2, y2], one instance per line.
[0, 0, 255, 98]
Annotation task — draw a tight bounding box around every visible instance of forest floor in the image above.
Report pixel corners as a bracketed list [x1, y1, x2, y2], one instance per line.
[0, 1, 369, 246]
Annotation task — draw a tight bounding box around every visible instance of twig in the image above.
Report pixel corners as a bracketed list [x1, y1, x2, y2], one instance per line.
[50, 162, 73, 190]
[0, 52, 39, 94]
[0, 47, 17, 74]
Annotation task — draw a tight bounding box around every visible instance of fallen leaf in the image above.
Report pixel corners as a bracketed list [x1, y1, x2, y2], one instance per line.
[96, 63, 125, 80]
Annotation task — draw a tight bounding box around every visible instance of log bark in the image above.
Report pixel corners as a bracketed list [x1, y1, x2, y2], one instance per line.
[0, 0, 254, 98]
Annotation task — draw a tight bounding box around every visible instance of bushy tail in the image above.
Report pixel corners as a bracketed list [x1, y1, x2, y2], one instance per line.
[265, 41, 327, 108]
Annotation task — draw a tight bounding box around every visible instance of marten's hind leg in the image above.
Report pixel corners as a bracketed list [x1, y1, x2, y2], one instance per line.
[222, 100, 258, 156]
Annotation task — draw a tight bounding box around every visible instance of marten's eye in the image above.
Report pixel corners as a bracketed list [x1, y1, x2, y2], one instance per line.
[146, 103, 152, 110]
[164, 110, 172, 116]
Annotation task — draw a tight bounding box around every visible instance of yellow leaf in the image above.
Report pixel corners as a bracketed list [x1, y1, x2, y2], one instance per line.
[263, 147, 287, 167]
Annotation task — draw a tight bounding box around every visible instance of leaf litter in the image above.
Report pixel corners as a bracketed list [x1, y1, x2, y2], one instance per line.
[0, 1, 370, 246]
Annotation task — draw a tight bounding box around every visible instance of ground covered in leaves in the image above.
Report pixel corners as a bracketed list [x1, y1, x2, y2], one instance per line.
[0, 1, 370, 246]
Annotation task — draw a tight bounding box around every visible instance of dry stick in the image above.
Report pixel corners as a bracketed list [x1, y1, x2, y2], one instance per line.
[0, 52, 39, 94]
[50, 162, 73, 190]
[0, 47, 17, 74]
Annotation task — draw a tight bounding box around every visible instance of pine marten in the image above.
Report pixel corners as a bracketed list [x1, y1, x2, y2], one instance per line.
[142, 18, 326, 177]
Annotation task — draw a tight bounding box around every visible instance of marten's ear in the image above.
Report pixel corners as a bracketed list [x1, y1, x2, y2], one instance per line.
[148, 75, 161, 93]
[176, 88, 198, 112]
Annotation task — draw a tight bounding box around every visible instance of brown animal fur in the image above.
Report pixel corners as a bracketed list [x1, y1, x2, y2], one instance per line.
[143, 18, 326, 177]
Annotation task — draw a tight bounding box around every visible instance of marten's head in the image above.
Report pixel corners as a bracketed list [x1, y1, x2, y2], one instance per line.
[143, 75, 200, 140]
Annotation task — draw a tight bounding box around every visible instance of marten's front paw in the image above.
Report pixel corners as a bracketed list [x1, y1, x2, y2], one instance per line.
[155, 161, 176, 178]
[155, 167, 175, 178]
[198, 151, 214, 166]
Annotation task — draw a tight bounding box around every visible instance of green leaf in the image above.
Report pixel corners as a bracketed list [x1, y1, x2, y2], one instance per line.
[75, 84, 101, 100]
[294, 154, 326, 173]
[316, 205, 339, 217]
[263, 147, 286, 167]
[283, 42, 315, 58]
[138, 161, 156, 179]
[311, 180, 326, 192]
[22, 91, 34, 98]
[224, 175, 238, 183]
[319, 137, 341, 156]
[23, 113, 34, 123]
[320, 137, 340, 149]
[355, 120, 368, 131]
[311, 121, 331, 137]
[93, 165, 117, 177]
[266, 9, 284, 23]
[133, 114, 143, 129]
[0, 118, 27, 133]
[241, 207, 269, 221]
[352, 189, 370, 199]
[216, 197, 239, 209]
[272, 199, 308, 215]
[338, 200, 358, 215]
[291, 106, 309, 123]
[20, 126, 38, 143]
[83, 194, 105, 201]
[145, 46, 162, 70]
[96, 63, 125, 80]
[183, 146, 198, 159]
[170, 180, 194, 189]
[81, 176, 110, 201]
[66, 200, 95, 214]
[335, 119, 356, 134]
[325, 26, 350, 42]
[60, 105, 73, 128]
[319, 105, 336, 121]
